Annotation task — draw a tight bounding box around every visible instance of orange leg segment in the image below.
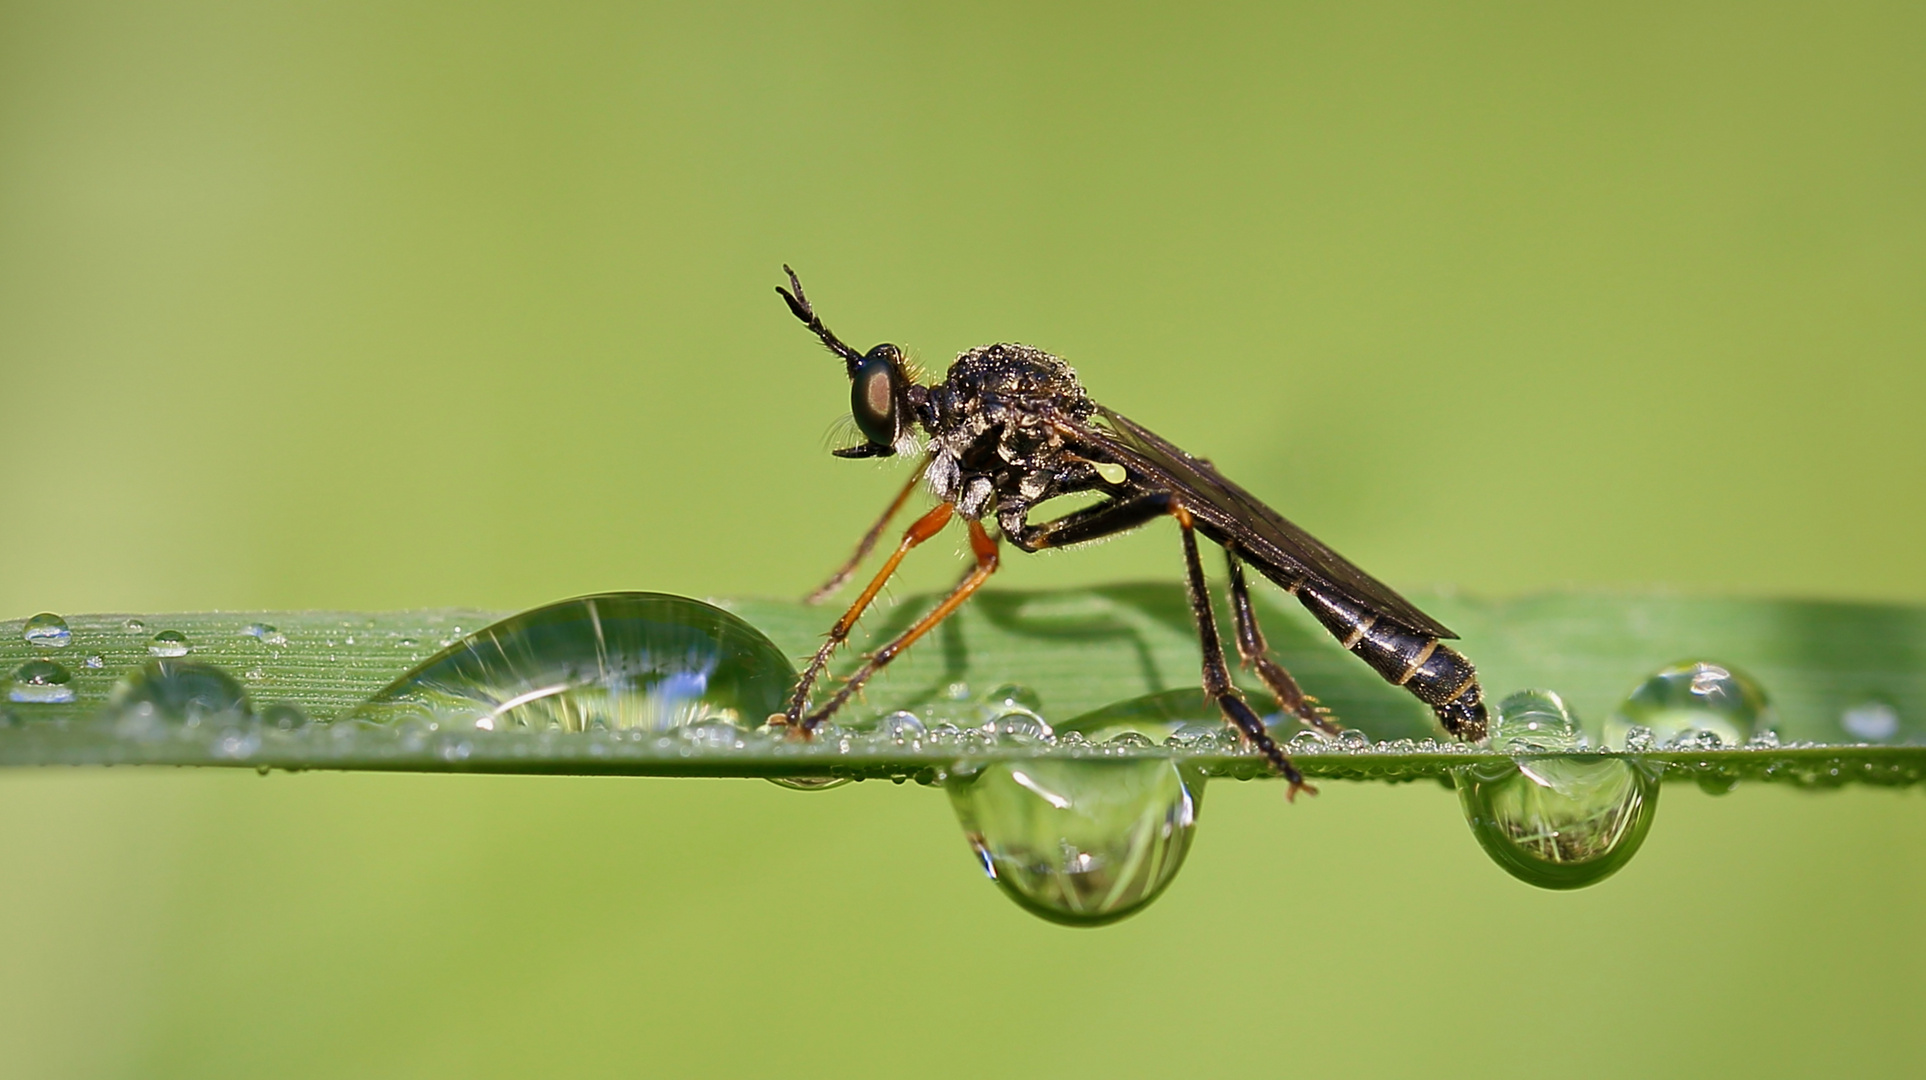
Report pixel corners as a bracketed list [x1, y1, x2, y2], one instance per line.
[801, 517, 1000, 731]
[782, 501, 955, 726]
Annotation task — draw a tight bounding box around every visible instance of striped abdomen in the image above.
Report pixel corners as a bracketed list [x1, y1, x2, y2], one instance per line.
[1292, 582, 1487, 741]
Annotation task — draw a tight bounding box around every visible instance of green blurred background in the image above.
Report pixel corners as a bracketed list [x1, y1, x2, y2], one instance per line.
[3, 2, 1923, 1076]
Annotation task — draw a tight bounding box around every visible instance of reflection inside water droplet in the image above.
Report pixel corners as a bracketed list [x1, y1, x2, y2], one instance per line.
[947, 758, 1204, 926]
[10, 659, 76, 704]
[1605, 661, 1770, 749]
[1455, 753, 1660, 890]
[148, 630, 191, 658]
[355, 592, 795, 734]
[22, 613, 72, 648]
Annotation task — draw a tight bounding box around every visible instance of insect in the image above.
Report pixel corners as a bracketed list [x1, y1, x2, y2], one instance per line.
[774, 266, 1486, 797]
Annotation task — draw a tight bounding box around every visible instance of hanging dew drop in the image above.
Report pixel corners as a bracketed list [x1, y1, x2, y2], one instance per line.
[768, 775, 852, 791]
[148, 630, 191, 658]
[947, 758, 1205, 926]
[10, 659, 76, 704]
[1454, 753, 1661, 890]
[354, 592, 795, 735]
[22, 613, 72, 648]
[1604, 661, 1771, 750]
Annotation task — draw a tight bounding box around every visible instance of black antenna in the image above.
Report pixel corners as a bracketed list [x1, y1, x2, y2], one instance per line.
[777, 265, 863, 374]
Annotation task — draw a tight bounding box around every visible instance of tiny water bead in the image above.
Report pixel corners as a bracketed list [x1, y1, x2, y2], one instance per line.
[261, 703, 309, 731]
[122, 619, 146, 634]
[148, 630, 191, 658]
[357, 592, 796, 733]
[242, 623, 288, 647]
[10, 659, 76, 704]
[1455, 754, 1661, 890]
[947, 758, 1204, 926]
[1604, 661, 1771, 750]
[22, 613, 72, 648]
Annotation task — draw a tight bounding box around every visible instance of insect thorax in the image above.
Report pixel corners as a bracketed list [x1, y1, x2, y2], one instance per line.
[919, 344, 1095, 520]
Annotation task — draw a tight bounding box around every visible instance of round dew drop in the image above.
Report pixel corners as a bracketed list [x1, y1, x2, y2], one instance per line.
[947, 757, 1205, 926]
[10, 659, 76, 704]
[22, 613, 72, 649]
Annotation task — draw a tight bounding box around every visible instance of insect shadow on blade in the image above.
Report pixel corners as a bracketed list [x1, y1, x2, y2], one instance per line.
[771, 266, 1487, 799]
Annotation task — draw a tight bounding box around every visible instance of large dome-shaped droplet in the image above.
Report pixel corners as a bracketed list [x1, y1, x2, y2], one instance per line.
[1455, 753, 1660, 890]
[357, 593, 795, 733]
[1604, 661, 1770, 749]
[108, 660, 253, 723]
[947, 758, 1204, 926]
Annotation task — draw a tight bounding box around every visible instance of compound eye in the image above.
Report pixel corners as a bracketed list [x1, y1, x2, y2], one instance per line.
[850, 345, 902, 447]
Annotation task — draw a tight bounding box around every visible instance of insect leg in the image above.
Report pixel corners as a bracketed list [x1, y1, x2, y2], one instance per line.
[1224, 547, 1342, 736]
[805, 460, 929, 605]
[801, 517, 1000, 730]
[1002, 491, 1173, 551]
[782, 501, 954, 727]
[1174, 506, 1314, 800]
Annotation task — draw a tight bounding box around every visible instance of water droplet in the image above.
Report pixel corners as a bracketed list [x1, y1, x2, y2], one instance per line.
[1841, 701, 1899, 743]
[83, 654, 104, 669]
[984, 683, 1043, 712]
[1491, 690, 1585, 752]
[1605, 661, 1770, 750]
[22, 613, 71, 648]
[108, 660, 251, 724]
[948, 758, 1205, 926]
[1105, 731, 1155, 749]
[769, 775, 852, 791]
[985, 708, 1053, 743]
[881, 711, 926, 744]
[397, 638, 418, 648]
[261, 703, 309, 731]
[123, 619, 146, 634]
[148, 630, 191, 657]
[1455, 755, 1661, 890]
[242, 623, 289, 647]
[357, 592, 795, 734]
[10, 659, 76, 704]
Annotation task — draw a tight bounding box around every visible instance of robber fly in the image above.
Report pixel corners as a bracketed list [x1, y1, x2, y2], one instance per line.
[774, 266, 1486, 797]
